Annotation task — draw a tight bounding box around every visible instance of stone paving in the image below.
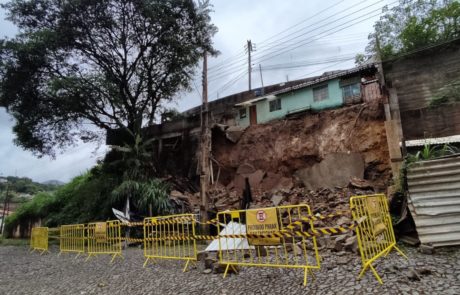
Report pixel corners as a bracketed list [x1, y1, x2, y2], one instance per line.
[0, 244, 459, 295]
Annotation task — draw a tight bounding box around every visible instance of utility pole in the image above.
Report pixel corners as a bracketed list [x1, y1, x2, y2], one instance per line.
[0, 183, 9, 234]
[200, 51, 210, 227]
[259, 64, 264, 89]
[246, 40, 255, 91]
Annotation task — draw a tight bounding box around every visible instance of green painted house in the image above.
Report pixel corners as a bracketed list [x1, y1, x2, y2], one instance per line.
[235, 64, 378, 127]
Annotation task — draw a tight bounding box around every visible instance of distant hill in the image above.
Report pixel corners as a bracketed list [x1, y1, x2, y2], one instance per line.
[0, 176, 63, 196]
[41, 180, 66, 186]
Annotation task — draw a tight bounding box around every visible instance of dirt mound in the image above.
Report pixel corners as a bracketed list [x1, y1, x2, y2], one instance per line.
[212, 103, 390, 199]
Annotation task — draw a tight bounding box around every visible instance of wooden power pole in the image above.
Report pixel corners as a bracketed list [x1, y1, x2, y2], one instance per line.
[246, 40, 254, 91]
[200, 52, 210, 226]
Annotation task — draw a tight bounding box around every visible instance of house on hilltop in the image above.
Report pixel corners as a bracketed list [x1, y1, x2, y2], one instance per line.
[234, 64, 380, 127]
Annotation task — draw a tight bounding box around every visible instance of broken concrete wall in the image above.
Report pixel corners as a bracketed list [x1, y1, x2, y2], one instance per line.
[294, 153, 364, 190]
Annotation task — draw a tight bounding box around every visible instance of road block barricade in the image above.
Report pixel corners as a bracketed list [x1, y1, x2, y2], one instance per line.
[30, 227, 49, 254]
[350, 194, 408, 284]
[86, 220, 123, 263]
[59, 224, 86, 257]
[143, 214, 197, 272]
[216, 205, 321, 286]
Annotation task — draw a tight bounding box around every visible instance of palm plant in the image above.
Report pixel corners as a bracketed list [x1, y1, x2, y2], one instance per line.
[111, 134, 172, 217]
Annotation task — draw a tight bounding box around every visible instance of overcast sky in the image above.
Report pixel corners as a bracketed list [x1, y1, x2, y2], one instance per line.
[0, 0, 395, 183]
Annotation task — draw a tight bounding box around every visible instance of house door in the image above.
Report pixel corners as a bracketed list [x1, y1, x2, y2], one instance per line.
[249, 105, 257, 125]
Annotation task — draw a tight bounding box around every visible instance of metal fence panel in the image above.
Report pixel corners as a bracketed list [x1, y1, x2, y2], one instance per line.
[350, 194, 407, 284]
[59, 224, 86, 257]
[143, 214, 197, 272]
[86, 220, 123, 263]
[30, 227, 49, 254]
[216, 204, 321, 286]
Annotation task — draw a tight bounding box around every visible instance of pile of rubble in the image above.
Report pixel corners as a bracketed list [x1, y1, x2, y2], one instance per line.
[171, 176, 376, 214]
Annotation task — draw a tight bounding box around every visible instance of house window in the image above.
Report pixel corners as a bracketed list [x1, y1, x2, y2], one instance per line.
[342, 83, 361, 100]
[313, 85, 329, 102]
[269, 98, 282, 112]
[239, 108, 247, 118]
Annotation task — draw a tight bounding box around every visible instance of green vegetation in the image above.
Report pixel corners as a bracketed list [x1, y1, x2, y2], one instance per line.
[3, 162, 172, 238]
[397, 143, 460, 193]
[0, 237, 29, 246]
[0, 0, 216, 157]
[110, 134, 172, 217]
[0, 176, 61, 196]
[358, 0, 460, 62]
[407, 143, 460, 162]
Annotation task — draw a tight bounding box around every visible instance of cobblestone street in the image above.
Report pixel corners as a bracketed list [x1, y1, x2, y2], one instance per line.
[1, 245, 459, 295]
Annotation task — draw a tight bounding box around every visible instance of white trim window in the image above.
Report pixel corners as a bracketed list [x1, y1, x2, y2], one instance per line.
[313, 85, 329, 102]
[239, 108, 247, 118]
[269, 98, 282, 112]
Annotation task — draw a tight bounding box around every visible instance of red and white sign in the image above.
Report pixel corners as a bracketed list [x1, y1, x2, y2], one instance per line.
[256, 210, 267, 223]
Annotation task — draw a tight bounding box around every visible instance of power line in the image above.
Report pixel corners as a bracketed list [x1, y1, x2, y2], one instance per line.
[208, 0, 346, 74]
[207, 0, 404, 99]
[208, 0, 396, 82]
[256, 0, 376, 51]
[252, 1, 400, 65]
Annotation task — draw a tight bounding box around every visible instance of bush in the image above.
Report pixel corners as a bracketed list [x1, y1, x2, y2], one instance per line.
[4, 166, 120, 237]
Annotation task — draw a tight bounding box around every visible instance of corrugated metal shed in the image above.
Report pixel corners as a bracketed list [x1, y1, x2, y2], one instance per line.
[407, 154, 460, 247]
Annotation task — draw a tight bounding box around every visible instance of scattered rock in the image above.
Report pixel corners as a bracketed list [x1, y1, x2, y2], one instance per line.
[399, 235, 421, 247]
[205, 258, 216, 269]
[293, 244, 303, 256]
[225, 126, 247, 143]
[336, 216, 351, 226]
[271, 195, 284, 206]
[419, 244, 435, 255]
[418, 268, 432, 276]
[236, 163, 256, 175]
[344, 236, 358, 253]
[349, 177, 374, 190]
[333, 235, 347, 252]
[255, 246, 268, 257]
[212, 263, 239, 274]
[336, 257, 352, 265]
[170, 190, 184, 198]
[406, 268, 421, 281]
[197, 251, 208, 261]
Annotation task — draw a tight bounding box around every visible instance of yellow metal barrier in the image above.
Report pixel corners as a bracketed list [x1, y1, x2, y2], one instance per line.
[216, 205, 321, 286]
[30, 227, 49, 254]
[86, 220, 123, 263]
[350, 194, 408, 284]
[143, 214, 197, 272]
[59, 224, 86, 257]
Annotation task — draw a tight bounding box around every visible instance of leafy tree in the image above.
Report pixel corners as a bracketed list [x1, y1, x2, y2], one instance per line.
[361, 0, 460, 61]
[0, 0, 217, 157]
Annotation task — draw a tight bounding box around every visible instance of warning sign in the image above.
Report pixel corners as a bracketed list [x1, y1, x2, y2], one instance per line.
[366, 197, 386, 238]
[95, 222, 107, 243]
[246, 208, 280, 245]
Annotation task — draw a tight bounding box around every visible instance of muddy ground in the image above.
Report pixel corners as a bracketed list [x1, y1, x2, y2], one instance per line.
[1, 245, 459, 295]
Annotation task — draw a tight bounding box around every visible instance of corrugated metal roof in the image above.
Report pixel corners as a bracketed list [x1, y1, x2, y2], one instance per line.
[270, 63, 377, 96]
[405, 135, 460, 147]
[407, 155, 460, 247]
